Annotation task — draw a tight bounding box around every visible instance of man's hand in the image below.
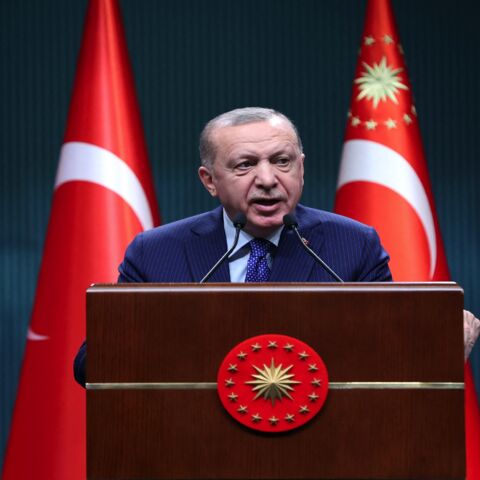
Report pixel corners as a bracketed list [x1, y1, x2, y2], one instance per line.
[464, 310, 480, 361]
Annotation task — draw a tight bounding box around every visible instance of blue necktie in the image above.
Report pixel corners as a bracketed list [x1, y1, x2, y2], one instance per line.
[245, 238, 272, 282]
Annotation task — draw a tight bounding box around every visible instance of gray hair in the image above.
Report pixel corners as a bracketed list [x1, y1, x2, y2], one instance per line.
[199, 107, 303, 168]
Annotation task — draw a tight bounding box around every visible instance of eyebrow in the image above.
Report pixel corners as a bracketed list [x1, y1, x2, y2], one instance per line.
[232, 144, 296, 159]
[270, 147, 295, 156]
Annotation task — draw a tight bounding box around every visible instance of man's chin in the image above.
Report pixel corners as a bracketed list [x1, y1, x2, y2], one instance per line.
[244, 214, 284, 237]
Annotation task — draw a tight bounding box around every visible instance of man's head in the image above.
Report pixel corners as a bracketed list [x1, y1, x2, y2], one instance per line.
[198, 107, 305, 238]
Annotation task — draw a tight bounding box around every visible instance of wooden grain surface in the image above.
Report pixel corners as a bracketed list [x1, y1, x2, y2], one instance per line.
[87, 283, 465, 479]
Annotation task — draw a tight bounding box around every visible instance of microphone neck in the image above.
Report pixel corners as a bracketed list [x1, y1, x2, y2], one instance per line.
[199, 223, 243, 283]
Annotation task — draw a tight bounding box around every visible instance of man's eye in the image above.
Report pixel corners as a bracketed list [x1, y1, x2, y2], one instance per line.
[274, 157, 290, 166]
[235, 160, 254, 170]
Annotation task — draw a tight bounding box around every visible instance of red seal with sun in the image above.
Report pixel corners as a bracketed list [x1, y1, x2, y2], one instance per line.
[217, 334, 329, 432]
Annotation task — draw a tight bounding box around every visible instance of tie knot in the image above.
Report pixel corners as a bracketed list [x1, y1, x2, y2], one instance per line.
[249, 238, 272, 258]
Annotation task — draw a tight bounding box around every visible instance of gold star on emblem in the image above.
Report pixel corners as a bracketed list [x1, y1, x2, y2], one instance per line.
[228, 392, 238, 402]
[398, 44, 404, 55]
[308, 363, 318, 372]
[364, 35, 375, 46]
[311, 378, 322, 387]
[384, 118, 397, 129]
[365, 119, 378, 130]
[228, 363, 238, 373]
[237, 405, 248, 414]
[285, 413, 295, 423]
[351, 116, 361, 127]
[347, 110, 352, 118]
[246, 358, 301, 405]
[383, 34, 394, 44]
[237, 351, 247, 360]
[251, 342, 261, 352]
[283, 343, 294, 352]
[225, 378, 235, 387]
[308, 392, 320, 402]
[403, 113, 413, 124]
[299, 405, 310, 415]
[298, 350, 309, 360]
[268, 416, 279, 426]
[267, 340, 278, 349]
[411, 104, 417, 116]
[252, 413, 262, 423]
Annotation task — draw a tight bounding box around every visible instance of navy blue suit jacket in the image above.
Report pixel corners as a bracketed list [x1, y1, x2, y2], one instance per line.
[118, 204, 391, 283]
[74, 204, 391, 385]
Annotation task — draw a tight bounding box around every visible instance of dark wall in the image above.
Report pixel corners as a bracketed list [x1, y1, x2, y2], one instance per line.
[1, 0, 479, 468]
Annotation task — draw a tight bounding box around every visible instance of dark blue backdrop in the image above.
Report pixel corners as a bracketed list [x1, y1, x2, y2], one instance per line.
[1, 0, 479, 469]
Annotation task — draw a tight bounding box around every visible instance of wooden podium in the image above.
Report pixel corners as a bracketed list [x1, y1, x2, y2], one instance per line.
[86, 282, 465, 479]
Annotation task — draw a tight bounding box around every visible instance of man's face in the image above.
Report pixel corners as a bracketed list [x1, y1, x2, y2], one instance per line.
[198, 119, 304, 237]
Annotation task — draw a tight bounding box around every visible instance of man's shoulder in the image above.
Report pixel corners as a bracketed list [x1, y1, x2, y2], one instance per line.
[295, 204, 391, 282]
[118, 206, 224, 282]
[296, 204, 374, 234]
[140, 206, 223, 243]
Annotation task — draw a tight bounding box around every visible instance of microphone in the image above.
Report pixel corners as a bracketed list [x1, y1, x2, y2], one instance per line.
[199, 213, 247, 283]
[283, 214, 344, 283]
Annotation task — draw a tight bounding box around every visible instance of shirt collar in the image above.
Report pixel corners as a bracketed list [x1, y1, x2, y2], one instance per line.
[223, 209, 283, 254]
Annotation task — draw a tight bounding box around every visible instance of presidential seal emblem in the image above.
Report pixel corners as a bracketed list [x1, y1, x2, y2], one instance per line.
[217, 334, 329, 432]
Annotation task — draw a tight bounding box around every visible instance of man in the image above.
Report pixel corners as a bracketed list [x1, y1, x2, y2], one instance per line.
[73, 107, 393, 385]
[118, 107, 391, 284]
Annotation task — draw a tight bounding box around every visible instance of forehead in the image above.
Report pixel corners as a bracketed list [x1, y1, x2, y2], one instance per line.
[211, 119, 299, 157]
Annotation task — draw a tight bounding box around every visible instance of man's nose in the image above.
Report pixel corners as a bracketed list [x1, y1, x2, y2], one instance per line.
[255, 162, 277, 189]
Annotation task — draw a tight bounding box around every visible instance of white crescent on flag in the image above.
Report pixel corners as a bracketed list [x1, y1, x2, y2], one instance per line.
[55, 141, 154, 231]
[26, 327, 49, 341]
[337, 139, 437, 278]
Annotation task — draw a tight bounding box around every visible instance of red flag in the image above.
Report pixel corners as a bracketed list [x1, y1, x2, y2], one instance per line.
[334, 0, 479, 477]
[3, 0, 160, 478]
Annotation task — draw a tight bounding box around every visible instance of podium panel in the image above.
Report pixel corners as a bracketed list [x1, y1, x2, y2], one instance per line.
[87, 283, 465, 479]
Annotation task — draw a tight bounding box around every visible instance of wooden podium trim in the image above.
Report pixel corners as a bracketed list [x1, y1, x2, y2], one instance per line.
[86, 381, 464, 390]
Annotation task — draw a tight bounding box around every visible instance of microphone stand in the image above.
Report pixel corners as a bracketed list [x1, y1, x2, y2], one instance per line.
[284, 214, 344, 283]
[200, 214, 246, 283]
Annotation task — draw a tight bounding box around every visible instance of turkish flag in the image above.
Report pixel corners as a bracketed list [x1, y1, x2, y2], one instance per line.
[2, 1, 160, 478]
[334, 0, 479, 477]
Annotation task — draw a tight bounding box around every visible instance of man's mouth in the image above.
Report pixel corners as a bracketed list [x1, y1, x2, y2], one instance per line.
[250, 198, 284, 214]
[253, 198, 280, 206]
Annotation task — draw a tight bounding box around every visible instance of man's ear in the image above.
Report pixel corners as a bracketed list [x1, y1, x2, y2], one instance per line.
[300, 153, 305, 187]
[198, 166, 217, 197]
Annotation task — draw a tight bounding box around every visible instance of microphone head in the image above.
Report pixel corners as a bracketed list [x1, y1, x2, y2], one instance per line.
[232, 212, 247, 229]
[283, 213, 298, 229]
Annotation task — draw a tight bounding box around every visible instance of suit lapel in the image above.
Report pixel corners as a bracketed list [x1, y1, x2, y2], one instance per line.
[270, 206, 326, 282]
[185, 207, 230, 282]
